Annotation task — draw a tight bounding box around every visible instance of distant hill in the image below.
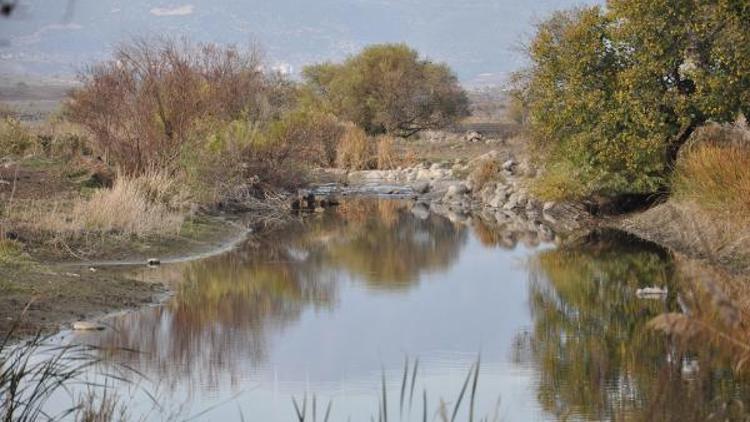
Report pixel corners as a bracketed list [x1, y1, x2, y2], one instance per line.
[0, 0, 600, 86]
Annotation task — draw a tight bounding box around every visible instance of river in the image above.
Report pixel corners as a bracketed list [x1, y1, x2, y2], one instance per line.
[34, 198, 750, 421]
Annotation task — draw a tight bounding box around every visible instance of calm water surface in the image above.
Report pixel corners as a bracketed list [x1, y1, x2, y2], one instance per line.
[45, 199, 750, 420]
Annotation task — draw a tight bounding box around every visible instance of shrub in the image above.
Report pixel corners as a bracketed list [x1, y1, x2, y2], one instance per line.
[519, 3, 750, 199]
[33, 117, 92, 159]
[532, 159, 591, 201]
[673, 143, 750, 221]
[67, 37, 288, 174]
[265, 110, 345, 167]
[336, 125, 372, 170]
[469, 158, 500, 192]
[182, 116, 313, 204]
[303, 44, 469, 137]
[0, 117, 34, 157]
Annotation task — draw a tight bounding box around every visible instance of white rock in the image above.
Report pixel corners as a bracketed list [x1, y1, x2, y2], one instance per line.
[446, 183, 469, 197]
[464, 131, 483, 142]
[410, 203, 430, 220]
[636, 286, 668, 299]
[416, 169, 432, 180]
[502, 159, 517, 171]
[488, 195, 504, 208]
[413, 182, 430, 194]
[72, 321, 105, 331]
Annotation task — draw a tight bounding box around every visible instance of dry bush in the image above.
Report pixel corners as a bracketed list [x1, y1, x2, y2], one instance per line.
[0, 117, 34, 157]
[182, 117, 310, 205]
[67, 37, 281, 173]
[469, 158, 500, 191]
[266, 110, 345, 167]
[336, 125, 373, 170]
[674, 143, 750, 221]
[32, 117, 92, 159]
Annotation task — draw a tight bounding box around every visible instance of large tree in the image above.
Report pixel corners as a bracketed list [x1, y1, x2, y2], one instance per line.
[522, 1, 750, 198]
[302, 44, 469, 137]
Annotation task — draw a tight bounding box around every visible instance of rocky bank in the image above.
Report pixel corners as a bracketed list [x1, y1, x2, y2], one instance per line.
[305, 149, 591, 246]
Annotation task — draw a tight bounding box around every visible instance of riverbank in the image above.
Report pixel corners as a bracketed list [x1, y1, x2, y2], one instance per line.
[0, 213, 264, 338]
[0, 157, 299, 337]
[3, 127, 747, 346]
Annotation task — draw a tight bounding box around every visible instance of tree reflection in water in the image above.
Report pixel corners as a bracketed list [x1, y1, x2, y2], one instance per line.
[89, 199, 467, 393]
[311, 199, 467, 289]
[522, 229, 750, 421]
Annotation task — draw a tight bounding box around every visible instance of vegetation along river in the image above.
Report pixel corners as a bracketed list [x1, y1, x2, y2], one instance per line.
[39, 199, 750, 421]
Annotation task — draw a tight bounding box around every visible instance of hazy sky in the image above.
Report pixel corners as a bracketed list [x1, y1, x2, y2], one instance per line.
[0, 0, 599, 86]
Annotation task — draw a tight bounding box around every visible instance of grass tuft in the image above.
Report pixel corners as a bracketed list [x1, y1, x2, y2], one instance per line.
[0, 239, 32, 268]
[673, 143, 750, 221]
[376, 135, 398, 170]
[336, 125, 373, 170]
[52, 171, 187, 239]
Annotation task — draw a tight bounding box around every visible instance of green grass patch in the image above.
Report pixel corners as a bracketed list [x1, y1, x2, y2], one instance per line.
[0, 239, 33, 268]
[0, 276, 29, 294]
[531, 160, 589, 201]
[179, 215, 235, 241]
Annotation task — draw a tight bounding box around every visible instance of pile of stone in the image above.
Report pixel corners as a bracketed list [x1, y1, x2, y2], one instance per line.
[464, 131, 484, 143]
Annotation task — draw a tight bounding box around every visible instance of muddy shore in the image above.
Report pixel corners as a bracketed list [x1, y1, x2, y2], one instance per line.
[0, 215, 253, 339]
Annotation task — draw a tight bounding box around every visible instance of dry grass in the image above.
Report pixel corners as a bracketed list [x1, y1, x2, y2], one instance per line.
[468, 158, 500, 191]
[673, 143, 750, 221]
[31, 118, 92, 159]
[336, 125, 373, 170]
[376, 135, 398, 170]
[72, 173, 186, 237]
[11, 171, 188, 240]
[623, 127, 750, 369]
[622, 201, 750, 273]
[336, 131, 420, 171]
[624, 200, 750, 373]
[75, 390, 128, 422]
[0, 116, 92, 161]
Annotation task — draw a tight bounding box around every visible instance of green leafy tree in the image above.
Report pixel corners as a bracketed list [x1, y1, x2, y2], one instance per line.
[522, 2, 750, 198]
[302, 44, 469, 137]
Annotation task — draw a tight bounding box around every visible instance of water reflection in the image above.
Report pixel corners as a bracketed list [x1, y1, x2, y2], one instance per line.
[316, 200, 466, 288]
[523, 229, 750, 420]
[65, 202, 750, 420]
[88, 200, 468, 393]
